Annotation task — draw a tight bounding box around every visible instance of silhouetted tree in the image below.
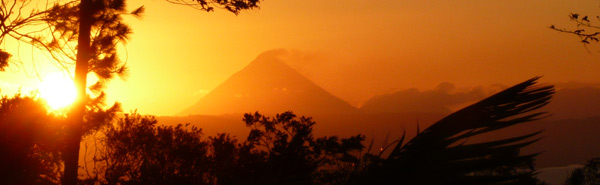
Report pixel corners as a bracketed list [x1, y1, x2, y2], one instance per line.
[81, 113, 212, 185]
[1, 0, 262, 184]
[244, 111, 365, 185]
[0, 94, 64, 185]
[0, 49, 9, 71]
[206, 133, 267, 185]
[81, 111, 364, 185]
[565, 158, 600, 185]
[72, 77, 559, 185]
[351, 77, 554, 185]
[1, 0, 142, 183]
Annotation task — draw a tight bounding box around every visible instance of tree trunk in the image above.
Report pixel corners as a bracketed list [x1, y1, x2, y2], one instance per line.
[62, 0, 92, 184]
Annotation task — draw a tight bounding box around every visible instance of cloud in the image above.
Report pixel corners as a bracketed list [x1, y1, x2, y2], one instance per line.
[359, 81, 600, 120]
[360, 83, 487, 114]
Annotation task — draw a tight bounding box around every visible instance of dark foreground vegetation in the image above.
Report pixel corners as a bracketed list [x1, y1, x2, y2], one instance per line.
[1, 77, 598, 185]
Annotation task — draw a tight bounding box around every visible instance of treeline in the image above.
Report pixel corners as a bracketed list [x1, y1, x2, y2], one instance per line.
[0, 94, 369, 185]
[82, 111, 366, 185]
[1, 78, 598, 185]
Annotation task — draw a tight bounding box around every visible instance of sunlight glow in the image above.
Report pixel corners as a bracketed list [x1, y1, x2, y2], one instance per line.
[38, 73, 76, 110]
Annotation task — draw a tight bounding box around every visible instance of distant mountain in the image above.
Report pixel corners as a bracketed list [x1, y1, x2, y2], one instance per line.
[353, 84, 600, 168]
[359, 84, 600, 120]
[171, 79, 600, 168]
[543, 86, 600, 120]
[178, 51, 358, 116]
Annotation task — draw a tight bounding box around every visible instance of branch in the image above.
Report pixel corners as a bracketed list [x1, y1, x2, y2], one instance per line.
[165, 0, 260, 15]
[550, 13, 600, 47]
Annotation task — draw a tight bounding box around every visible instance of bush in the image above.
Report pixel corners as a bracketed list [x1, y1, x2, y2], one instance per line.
[84, 111, 365, 185]
[0, 94, 64, 185]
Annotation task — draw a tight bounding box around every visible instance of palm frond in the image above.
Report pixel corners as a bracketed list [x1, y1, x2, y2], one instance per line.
[355, 77, 554, 185]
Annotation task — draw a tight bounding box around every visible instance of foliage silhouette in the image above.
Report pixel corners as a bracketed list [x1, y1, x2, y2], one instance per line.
[166, 0, 260, 14]
[243, 111, 365, 185]
[551, 12, 600, 49]
[1, 0, 144, 183]
[0, 49, 9, 71]
[205, 133, 266, 185]
[2, 0, 263, 184]
[2, 1, 561, 184]
[82, 111, 364, 185]
[0, 94, 64, 185]
[565, 158, 600, 185]
[0, 77, 558, 185]
[81, 113, 209, 185]
[351, 77, 554, 185]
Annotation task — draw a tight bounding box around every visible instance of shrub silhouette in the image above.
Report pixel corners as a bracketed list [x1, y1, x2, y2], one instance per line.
[0, 94, 64, 185]
[565, 158, 600, 185]
[243, 111, 365, 185]
[82, 114, 211, 185]
[84, 111, 364, 185]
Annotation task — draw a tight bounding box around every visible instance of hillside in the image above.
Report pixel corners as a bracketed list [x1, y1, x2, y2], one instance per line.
[179, 52, 358, 116]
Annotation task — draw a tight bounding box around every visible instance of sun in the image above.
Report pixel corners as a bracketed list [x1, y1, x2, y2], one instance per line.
[38, 73, 77, 110]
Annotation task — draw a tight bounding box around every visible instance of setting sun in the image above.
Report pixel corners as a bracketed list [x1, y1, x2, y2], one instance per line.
[38, 73, 77, 110]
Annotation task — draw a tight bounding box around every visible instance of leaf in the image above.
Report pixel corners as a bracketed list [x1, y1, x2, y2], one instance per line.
[571, 13, 579, 20]
[0, 50, 11, 71]
[130, 6, 145, 18]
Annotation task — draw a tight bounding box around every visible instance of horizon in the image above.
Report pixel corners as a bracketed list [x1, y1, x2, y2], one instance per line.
[0, 0, 599, 116]
[1, 49, 600, 116]
[1, 0, 600, 184]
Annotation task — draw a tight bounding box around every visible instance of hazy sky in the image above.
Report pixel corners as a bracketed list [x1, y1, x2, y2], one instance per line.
[1, 0, 600, 115]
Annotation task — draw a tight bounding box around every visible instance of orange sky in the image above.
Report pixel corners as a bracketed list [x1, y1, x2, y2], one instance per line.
[1, 0, 600, 115]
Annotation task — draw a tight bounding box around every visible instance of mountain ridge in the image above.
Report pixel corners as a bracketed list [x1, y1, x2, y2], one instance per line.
[178, 51, 358, 116]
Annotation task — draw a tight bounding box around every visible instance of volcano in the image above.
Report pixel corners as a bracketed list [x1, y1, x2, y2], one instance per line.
[178, 51, 358, 116]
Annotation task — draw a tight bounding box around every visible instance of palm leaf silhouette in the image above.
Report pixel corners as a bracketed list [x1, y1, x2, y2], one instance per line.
[355, 77, 554, 185]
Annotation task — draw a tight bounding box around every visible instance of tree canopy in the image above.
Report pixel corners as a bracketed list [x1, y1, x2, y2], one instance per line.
[0, 94, 64, 185]
[565, 158, 600, 185]
[2, 0, 263, 184]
